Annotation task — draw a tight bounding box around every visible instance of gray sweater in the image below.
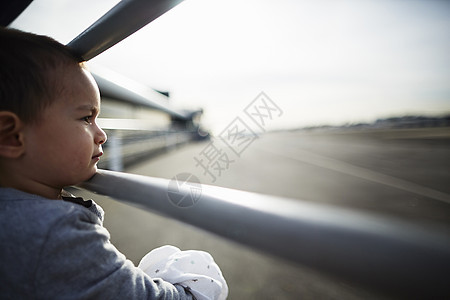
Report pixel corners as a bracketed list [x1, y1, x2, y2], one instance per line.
[0, 188, 193, 299]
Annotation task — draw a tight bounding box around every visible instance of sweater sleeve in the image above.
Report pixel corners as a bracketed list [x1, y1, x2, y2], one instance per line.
[33, 207, 193, 300]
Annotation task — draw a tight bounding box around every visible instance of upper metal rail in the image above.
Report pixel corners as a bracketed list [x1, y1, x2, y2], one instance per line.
[67, 0, 184, 61]
[81, 169, 450, 299]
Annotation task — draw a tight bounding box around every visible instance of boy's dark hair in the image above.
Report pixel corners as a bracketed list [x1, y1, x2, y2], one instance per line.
[0, 27, 84, 123]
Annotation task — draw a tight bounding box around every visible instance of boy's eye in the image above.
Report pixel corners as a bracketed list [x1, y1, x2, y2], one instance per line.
[82, 116, 93, 124]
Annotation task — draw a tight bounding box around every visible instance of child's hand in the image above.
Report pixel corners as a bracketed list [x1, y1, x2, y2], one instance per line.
[138, 245, 228, 300]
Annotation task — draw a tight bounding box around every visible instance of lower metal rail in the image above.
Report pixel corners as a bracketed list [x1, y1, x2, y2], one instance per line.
[80, 169, 450, 298]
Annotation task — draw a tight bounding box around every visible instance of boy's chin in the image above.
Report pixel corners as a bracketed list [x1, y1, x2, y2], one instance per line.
[85, 166, 99, 181]
[73, 167, 99, 185]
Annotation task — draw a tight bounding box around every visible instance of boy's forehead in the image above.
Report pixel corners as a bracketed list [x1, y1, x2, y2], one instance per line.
[57, 66, 101, 107]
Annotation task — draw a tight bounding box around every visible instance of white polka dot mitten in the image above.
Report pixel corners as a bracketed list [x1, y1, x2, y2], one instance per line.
[138, 245, 228, 300]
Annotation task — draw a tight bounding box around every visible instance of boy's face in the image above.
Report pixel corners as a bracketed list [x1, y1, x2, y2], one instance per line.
[22, 66, 107, 189]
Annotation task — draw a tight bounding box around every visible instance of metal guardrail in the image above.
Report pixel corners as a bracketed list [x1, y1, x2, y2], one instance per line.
[67, 0, 184, 60]
[80, 169, 450, 299]
[100, 129, 194, 171]
[96, 119, 198, 171]
[91, 70, 193, 120]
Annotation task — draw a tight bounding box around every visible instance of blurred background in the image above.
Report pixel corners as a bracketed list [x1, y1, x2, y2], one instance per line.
[9, 0, 450, 298]
[11, 0, 450, 133]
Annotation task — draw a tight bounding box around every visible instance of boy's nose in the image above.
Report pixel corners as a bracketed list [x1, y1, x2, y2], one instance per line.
[96, 126, 107, 145]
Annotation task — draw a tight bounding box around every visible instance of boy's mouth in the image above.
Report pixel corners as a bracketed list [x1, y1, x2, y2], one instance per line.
[92, 152, 103, 160]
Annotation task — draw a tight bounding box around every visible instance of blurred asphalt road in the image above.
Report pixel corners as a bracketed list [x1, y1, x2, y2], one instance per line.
[76, 127, 450, 299]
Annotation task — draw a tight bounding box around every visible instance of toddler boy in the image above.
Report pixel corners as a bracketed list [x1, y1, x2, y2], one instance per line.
[0, 27, 226, 299]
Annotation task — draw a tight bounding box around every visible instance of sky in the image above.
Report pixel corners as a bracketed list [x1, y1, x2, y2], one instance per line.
[11, 0, 450, 134]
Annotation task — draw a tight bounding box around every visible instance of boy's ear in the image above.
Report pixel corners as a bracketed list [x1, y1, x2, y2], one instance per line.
[0, 111, 26, 158]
